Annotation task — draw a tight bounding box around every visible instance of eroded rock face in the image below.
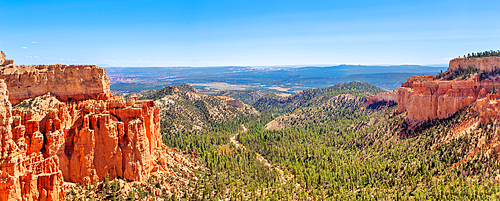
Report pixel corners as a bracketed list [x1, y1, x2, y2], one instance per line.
[0, 51, 14, 66]
[12, 90, 163, 185]
[449, 57, 500, 72]
[364, 90, 397, 107]
[0, 80, 65, 201]
[0, 51, 5, 65]
[474, 93, 500, 124]
[0, 51, 180, 200]
[0, 63, 111, 105]
[397, 57, 500, 121]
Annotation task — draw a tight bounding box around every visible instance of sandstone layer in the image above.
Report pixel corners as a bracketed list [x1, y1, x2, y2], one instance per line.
[474, 93, 500, 124]
[0, 52, 183, 200]
[0, 80, 65, 201]
[0, 51, 14, 66]
[11, 94, 165, 185]
[449, 57, 500, 72]
[397, 57, 500, 121]
[0, 56, 111, 105]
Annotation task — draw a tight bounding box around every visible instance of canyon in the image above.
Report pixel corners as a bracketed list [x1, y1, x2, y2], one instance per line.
[396, 57, 500, 121]
[0, 52, 194, 200]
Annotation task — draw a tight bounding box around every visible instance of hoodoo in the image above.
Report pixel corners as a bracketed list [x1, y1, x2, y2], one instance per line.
[0, 51, 179, 200]
[397, 56, 500, 121]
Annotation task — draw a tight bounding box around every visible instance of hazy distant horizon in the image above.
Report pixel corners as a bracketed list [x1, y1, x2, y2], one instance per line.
[102, 63, 450, 68]
[1, 0, 499, 67]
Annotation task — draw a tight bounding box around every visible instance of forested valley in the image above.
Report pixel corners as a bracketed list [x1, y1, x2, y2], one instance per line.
[77, 79, 500, 200]
[144, 81, 500, 200]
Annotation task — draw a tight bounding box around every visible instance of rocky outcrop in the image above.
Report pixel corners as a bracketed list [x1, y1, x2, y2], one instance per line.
[0, 51, 185, 200]
[153, 85, 259, 134]
[449, 57, 500, 72]
[0, 51, 14, 66]
[397, 57, 500, 121]
[474, 93, 500, 124]
[217, 95, 247, 109]
[0, 80, 65, 201]
[364, 90, 397, 107]
[12, 94, 163, 185]
[0, 54, 111, 105]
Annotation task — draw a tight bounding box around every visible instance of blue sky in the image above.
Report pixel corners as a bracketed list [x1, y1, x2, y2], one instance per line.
[1, 0, 499, 67]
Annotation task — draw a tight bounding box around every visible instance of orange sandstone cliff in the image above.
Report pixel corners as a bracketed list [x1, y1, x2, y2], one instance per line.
[397, 57, 500, 121]
[0, 51, 184, 200]
[0, 80, 65, 200]
[12, 94, 164, 185]
[0, 63, 111, 106]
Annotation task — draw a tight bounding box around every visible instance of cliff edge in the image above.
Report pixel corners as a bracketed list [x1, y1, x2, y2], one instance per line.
[0, 51, 194, 200]
[397, 56, 500, 121]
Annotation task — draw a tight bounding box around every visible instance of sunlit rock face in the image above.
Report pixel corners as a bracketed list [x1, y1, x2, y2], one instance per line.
[397, 57, 500, 121]
[0, 80, 65, 201]
[11, 94, 163, 185]
[449, 57, 500, 72]
[0, 51, 174, 200]
[0, 54, 111, 105]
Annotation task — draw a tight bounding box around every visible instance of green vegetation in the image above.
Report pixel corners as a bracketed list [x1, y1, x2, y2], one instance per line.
[240, 100, 500, 199]
[141, 84, 259, 134]
[212, 90, 266, 105]
[463, 50, 500, 59]
[80, 81, 500, 200]
[175, 84, 199, 93]
[253, 81, 386, 115]
[159, 113, 311, 200]
[13, 98, 35, 109]
[435, 66, 479, 80]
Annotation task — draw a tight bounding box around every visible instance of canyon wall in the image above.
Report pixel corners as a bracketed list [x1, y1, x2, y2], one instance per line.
[0, 51, 177, 200]
[12, 94, 163, 185]
[397, 57, 500, 121]
[474, 93, 500, 124]
[449, 57, 500, 72]
[0, 56, 111, 105]
[0, 80, 65, 201]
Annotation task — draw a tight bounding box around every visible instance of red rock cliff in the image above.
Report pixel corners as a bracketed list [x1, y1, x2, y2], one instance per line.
[0, 54, 111, 105]
[397, 57, 500, 121]
[0, 80, 65, 201]
[449, 57, 500, 72]
[0, 51, 177, 200]
[12, 94, 163, 185]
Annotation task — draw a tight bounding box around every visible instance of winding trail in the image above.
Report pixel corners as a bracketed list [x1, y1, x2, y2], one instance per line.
[230, 124, 286, 178]
[230, 124, 309, 198]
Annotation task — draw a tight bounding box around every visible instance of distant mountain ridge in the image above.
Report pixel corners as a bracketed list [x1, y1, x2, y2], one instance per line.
[252, 81, 386, 114]
[107, 65, 446, 93]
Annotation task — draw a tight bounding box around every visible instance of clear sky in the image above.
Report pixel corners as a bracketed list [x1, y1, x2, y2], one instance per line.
[1, 0, 499, 67]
